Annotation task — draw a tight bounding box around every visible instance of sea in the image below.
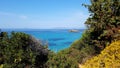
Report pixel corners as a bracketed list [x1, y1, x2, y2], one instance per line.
[1, 29, 84, 52]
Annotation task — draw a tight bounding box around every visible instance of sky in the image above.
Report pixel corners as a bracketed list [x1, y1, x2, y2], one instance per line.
[0, 0, 90, 29]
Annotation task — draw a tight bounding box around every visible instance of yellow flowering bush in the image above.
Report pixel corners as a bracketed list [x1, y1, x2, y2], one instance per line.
[83, 40, 120, 68]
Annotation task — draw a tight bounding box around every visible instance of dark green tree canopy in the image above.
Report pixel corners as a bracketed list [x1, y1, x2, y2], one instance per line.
[84, 0, 120, 50]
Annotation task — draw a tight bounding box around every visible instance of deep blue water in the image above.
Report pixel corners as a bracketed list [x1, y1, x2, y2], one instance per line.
[1, 29, 84, 52]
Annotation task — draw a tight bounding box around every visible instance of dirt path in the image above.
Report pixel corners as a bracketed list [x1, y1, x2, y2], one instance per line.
[79, 64, 83, 68]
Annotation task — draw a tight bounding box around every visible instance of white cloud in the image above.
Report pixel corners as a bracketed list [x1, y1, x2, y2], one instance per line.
[0, 11, 89, 29]
[0, 12, 14, 16]
[0, 11, 28, 20]
[74, 12, 89, 19]
[19, 15, 27, 19]
[55, 11, 89, 28]
[57, 11, 89, 24]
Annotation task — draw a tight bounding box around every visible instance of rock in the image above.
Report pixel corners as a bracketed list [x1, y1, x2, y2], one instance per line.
[69, 29, 79, 32]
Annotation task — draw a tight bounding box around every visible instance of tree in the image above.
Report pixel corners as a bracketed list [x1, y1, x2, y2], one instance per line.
[84, 0, 120, 52]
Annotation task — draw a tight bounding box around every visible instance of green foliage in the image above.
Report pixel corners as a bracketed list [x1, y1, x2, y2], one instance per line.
[83, 40, 120, 68]
[0, 32, 49, 68]
[71, 30, 91, 50]
[63, 0, 120, 66]
[0, 32, 34, 68]
[85, 0, 120, 50]
[70, 31, 95, 63]
[47, 48, 79, 68]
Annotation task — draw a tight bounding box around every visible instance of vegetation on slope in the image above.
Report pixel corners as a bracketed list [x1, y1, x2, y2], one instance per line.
[47, 0, 120, 67]
[0, 32, 49, 68]
[83, 40, 120, 68]
[47, 49, 79, 68]
[70, 0, 120, 63]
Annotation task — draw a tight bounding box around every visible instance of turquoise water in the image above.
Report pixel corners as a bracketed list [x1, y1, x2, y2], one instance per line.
[2, 29, 84, 52]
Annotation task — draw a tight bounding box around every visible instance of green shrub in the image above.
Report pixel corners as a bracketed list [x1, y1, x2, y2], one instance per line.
[0, 32, 49, 68]
[47, 48, 79, 68]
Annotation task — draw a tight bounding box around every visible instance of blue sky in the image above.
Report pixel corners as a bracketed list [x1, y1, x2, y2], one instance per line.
[0, 0, 90, 29]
